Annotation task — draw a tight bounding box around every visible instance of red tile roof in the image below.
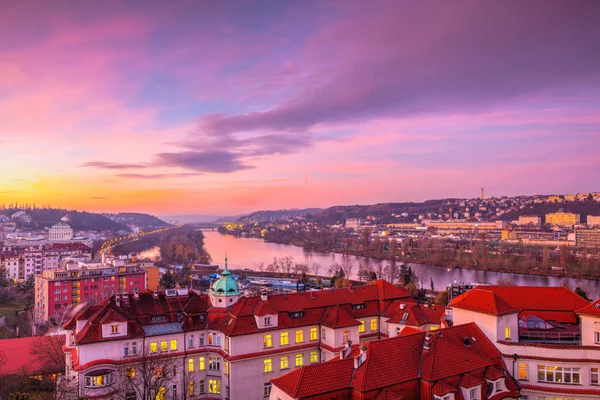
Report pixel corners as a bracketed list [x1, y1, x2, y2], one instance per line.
[576, 298, 600, 318]
[459, 373, 484, 388]
[450, 285, 590, 317]
[431, 381, 456, 396]
[321, 305, 361, 329]
[386, 304, 445, 326]
[484, 366, 505, 381]
[0, 335, 65, 375]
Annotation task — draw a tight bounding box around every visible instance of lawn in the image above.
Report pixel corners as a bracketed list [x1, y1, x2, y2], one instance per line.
[0, 302, 26, 318]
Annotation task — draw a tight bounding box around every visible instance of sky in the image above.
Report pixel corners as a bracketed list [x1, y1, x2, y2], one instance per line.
[1, 0, 600, 216]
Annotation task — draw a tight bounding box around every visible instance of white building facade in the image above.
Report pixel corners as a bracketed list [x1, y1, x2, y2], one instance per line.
[49, 222, 74, 241]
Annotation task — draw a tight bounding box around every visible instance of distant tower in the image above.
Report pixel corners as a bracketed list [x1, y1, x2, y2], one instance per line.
[481, 187, 485, 200]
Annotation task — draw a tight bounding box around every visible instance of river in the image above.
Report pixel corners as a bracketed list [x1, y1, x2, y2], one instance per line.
[143, 231, 600, 299]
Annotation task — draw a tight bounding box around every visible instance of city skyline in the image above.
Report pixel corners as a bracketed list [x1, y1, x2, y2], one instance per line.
[2, 1, 600, 215]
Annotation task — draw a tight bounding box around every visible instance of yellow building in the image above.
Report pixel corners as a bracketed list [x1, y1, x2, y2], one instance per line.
[545, 212, 580, 227]
[142, 265, 160, 291]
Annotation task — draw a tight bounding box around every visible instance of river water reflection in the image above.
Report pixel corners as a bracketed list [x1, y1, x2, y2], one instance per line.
[180, 231, 600, 299]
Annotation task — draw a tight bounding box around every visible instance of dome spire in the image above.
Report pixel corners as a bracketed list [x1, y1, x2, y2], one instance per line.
[223, 252, 230, 275]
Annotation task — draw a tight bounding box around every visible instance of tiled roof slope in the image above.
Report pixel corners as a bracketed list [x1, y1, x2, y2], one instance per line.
[66, 280, 411, 343]
[0, 335, 65, 375]
[450, 285, 590, 317]
[271, 323, 519, 399]
[386, 303, 445, 326]
[576, 298, 600, 317]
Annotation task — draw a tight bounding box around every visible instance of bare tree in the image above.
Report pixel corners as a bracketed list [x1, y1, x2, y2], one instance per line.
[328, 262, 342, 277]
[340, 256, 354, 279]
[255, 262, 265, 272]
[280, 256, 294, 274]
[115, 344, 181, 400]
[310, 262, 321, 277]
[293, 264, 310, 275]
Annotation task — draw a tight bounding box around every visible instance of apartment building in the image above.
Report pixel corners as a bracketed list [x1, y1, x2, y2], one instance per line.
[0, 251, 22, 282]
[575, 229, 600, 247]
[270, 323, 520, 400]
[586, 215, 600, 227]
[36, 262, 146, 322]
[545, 212, 580, 227]
[450, 286, 600, 400]
[61, 268, 415, 400]
[514, 215, 542, 227]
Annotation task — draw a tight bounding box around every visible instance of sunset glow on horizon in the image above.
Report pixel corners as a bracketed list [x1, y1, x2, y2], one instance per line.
[2, 1, 600, 215]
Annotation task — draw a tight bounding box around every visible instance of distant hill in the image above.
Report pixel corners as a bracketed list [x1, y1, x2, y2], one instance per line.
[237, 208, 323, 223]
[309, 200, 450, 225]
[214, 215, 245, 223]
[104, 213, 170, 228]
[3, 208, 130, 232]
[162, 215, 229, 224]
[494, 203, 600, 223]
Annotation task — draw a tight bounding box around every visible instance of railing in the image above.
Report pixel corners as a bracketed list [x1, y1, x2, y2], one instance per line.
[519, 330, 580, 343]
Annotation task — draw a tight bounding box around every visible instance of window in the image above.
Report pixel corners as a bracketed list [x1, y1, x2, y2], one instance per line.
[280, 356, 289, 370]
[264, 382, 272, 397]
[505, 327, 511, 340]
[537, 365, 580, 383]
[170, 340, 177, 351]
[296, 330, 304, 343]
[188, 359, 194, 372]
[396, 327, 401, 336]
[495, 380, 501, 392]
[595, 331, 600, 344]
[172, 385, 177, 399]
[132, 342, 137, 355]
[343, 330, 349, 343]
[310, 351, 318, 364]
[518, 363, 528, 380]
[199, 357, 206, 371]
[124, 343, 130, 357]
[359, 321, 365, 333]
[160, 341, 167, 352]
[264, 334, 273, 348]
[188, 335, 194, 348]
[370, 319, 377, 331]
[209, 356, 220, 371]
[199, 380, 205, 394]
[322, 328, 326, 339]
[208, 379, 220, 394]
[295, 354, 303, 367]
[264, 358, 273, 373]
[127, 368, 135, 379]
[280, 332, 289, 346]
[264, 317, 272, 326]
[155, 387, 166, 400]
[310, 327, 317, 341]
[468, 388, 477, 399]
[150, 342, 158, 353]
[111, 324, 119, 334]
[225, 361, 229, 375]
[199, 334, 204, 346]
[592, 367, 599, 385]
[188, 381, 194, 396]
[84, 372, 115, 388]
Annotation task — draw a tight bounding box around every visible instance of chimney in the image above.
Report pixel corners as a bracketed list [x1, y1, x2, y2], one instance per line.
[261, 292, 268, 301]
[115, 293, 121, 307]
[353, 344, 368, 369]
[133, 291, 139, 300]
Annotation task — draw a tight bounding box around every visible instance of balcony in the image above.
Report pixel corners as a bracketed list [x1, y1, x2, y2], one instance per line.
[518, 326, 580, 345]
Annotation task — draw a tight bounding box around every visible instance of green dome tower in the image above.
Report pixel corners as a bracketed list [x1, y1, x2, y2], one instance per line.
[209, 256, 240, 307]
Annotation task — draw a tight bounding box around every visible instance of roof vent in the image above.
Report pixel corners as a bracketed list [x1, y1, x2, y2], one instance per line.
[400, 303, 406, 310]
[425, 332, 433, 341]
[463, 337, 471, 346]
[133, 291, 139, 300]
[261, 292, 268, 301]
[152, 291, 159, 298]
[165, 289, 177, 297]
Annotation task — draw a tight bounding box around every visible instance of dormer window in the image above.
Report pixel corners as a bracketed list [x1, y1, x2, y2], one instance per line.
[111, 324, 119, 334]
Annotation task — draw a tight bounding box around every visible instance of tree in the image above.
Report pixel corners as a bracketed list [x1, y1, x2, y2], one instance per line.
[160, 272, 174, 289]
[588, 193, 594, 202]
[340, 256, 354, 279]
[310, 263, 321, 277]
[496, 277, 516, 286]
[116, 345, 181, 400]
[433, 290, 449, 305]
[430, 277, 435, 292]
[575, 287, 589, 300]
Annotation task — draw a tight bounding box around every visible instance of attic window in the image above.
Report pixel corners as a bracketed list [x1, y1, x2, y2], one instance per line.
[352, 304, 365, 310]
[151, 315, 167, 323]
[400, 312, 410, 324]
[595, 303, 600, 309]
[289, 311, 304, 319]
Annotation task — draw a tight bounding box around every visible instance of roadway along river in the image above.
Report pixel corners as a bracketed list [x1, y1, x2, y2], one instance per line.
[199, 231, 600, 299]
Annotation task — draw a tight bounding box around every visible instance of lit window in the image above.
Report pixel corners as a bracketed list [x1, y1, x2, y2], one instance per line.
[225, 361, 229, 375]
[150, 342, 158, 353]
[592, 367, 599, 385]
[264, 359, 272, 373]
[188, 359, 194, 372]
[295, 330, 304, 343]
[199, 357, 205, 371]
[295, 354, 303, 367]
[208, 379, 220, 394]
[155, 387, 166, 400]
[126, 368, 135, 379]
[264, 382, 272, 397]
[280, 356, 289, 370]
[111, 324, 119, 334]
[188, 381, 195, 396]
[264, 334, 273, 348]
[155, 367, 164, 378]
[310, 327, 317, 341]
[370, 319, 377, 331]
[310, 351, 318, 364]
[343, 330, 349, 343]
[359, 321, 365, 333]
[518, 363, 527, 380]
[280, 332, 289, 346]
[160, 341, 167, 352]
[537, 365, 580, 383]
[170, 340, 177, 351]
[505, 327, 511, 340]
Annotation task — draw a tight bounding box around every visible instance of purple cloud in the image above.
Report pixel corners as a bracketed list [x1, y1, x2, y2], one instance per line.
[81, 161, 146, 170]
